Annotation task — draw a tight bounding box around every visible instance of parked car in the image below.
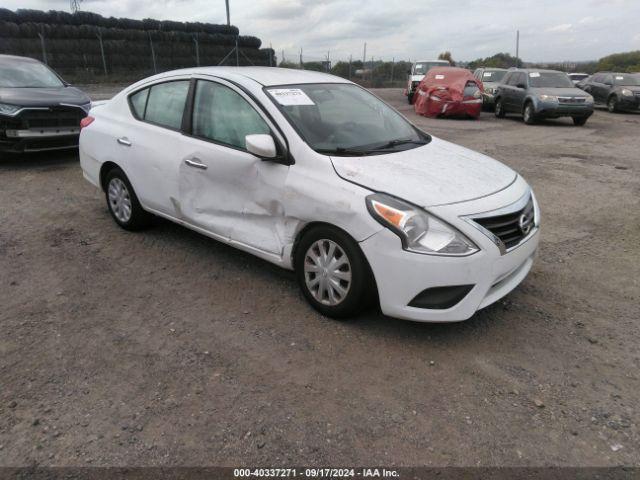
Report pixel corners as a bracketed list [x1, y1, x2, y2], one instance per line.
[579, 72, 640, 112]
[405, 60, 450, 104]
[568, 73, 590, 85]
[494, 69, 594, 125]
[473, 67, 508, 108]
[80, 67, 539, 322]
[413, 67, 483, 119]
[0, 55, 91, 153]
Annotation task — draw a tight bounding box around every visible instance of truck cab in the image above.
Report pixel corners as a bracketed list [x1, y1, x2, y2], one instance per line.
[406, 60, 451, 103]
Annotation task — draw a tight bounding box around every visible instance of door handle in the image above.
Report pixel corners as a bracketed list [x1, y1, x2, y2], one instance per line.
[184, 158, 208, 170]
[117, 137, 132, 147]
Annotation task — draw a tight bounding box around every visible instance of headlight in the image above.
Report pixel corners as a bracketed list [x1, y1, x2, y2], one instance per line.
[585, 95, 594, 104]
[621, 88, 633, 97]
[0, 103, 21, 116]
[366, 193, 479, 256]
[539, 95, 558, 102]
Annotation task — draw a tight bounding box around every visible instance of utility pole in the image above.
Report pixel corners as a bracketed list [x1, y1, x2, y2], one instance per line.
[282, 49, 285, 65]
[299, 47, 303, 69]
[348, 54, 352, 80]
[70, 0, 82, 13]
[515, 30, 520, 68]
[225, 0, 230, 25]
[326, 50, 330, 72]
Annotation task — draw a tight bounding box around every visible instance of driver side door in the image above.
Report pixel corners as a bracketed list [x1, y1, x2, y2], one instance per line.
[178, 78, 291, 256]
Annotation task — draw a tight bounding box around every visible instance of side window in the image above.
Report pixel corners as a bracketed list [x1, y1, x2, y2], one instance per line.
[143, 81, 190, 130]
[604, 75, 613, 85]
[592, 74, 602, 83]
[192, 80, 270, 150]
[502, 73, 512, 85]
[130, 88, 149, 118]
[517, 73, 527, 87]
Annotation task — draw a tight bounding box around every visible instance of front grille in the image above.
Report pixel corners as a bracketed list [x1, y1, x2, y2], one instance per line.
[20, 107, 86, 129]
[558, 97, 586, 104]
[473, 196, 534, 250]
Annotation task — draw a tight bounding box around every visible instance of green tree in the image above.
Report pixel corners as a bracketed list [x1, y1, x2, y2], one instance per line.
[438, 51, 455, 66]
[597, 50, 640, 72]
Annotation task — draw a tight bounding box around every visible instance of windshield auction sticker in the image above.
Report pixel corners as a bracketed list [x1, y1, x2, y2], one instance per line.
[270, 88, 315, 106]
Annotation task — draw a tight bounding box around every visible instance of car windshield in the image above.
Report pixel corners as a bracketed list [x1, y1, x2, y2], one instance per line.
[614, 75, 640, 86]
[414, 62, 448, 75]
[528, 72, 574, 88]
[266, 83, 428, 156]
[569, 74, 589, 81]
[0, 59, 64, 88]
[482, 70, 507, 82]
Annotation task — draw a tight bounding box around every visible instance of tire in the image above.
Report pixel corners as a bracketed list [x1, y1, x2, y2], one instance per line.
[294, 226, 375, 319]
[607, 96, 618, 113]
[494, 98, 505, 118]
[104, 167, 152, 231]
[523, 102, 536, 125]
[573, 116, 588, 126]
[407, 92, 414, 104]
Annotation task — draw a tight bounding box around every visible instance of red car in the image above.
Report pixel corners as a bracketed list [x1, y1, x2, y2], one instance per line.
[414, 67, 483, 119]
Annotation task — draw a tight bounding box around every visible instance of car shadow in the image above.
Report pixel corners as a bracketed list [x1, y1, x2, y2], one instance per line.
[0, 150, 79, 169]
[131, 214, 507, 338]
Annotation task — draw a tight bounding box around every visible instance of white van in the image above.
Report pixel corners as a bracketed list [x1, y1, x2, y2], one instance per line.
[406, 60, 451, 103]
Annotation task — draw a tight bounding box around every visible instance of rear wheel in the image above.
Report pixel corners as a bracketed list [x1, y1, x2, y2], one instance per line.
[523, 103, 536, 125]
[573, 116, 588, 126]
[294, 226, 374, 319]
[607, 96, 618, 113]
[104, 167, 152, 231]
[494, 98, 505, 118]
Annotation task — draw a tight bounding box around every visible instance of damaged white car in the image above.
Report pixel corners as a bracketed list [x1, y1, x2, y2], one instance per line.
[80, 67, 540, 322]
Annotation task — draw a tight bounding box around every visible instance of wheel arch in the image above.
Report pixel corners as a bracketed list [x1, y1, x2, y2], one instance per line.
[99, 161, 121, 192]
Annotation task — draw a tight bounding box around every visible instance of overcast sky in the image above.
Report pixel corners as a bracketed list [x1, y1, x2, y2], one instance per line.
[3, 0, 640, 63]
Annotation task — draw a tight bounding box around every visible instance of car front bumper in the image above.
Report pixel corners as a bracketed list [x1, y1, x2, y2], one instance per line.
[359, 180, 540, 322]
[536, 102, 593, 118]
[618, 96, 640, 110]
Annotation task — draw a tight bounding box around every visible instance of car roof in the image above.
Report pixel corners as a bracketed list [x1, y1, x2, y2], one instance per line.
[0, 54, 43, 64]
[509, 68, 565, 73]
[142, 66, 346, 87]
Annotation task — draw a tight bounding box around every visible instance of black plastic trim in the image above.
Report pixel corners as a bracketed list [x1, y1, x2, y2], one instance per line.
[408, 285, 474, 310]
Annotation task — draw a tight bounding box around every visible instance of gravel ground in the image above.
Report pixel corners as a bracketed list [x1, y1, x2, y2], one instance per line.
[0, 86, 639, 468]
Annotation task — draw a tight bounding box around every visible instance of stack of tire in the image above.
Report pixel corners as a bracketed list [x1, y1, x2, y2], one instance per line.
[0, 8, 276, 81]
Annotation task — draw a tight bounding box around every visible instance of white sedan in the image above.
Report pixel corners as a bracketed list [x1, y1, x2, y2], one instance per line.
[80, 67, 540, 322]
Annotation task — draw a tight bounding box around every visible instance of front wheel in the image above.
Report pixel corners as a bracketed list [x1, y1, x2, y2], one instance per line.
[494, 98, 505, 118]
[523, 103, 536, 125]
[294, 226, 375, 319]
[607, 96, 618, 113]
[573, 116, 588, 126]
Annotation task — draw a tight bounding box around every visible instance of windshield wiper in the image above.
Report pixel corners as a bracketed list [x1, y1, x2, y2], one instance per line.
[316, 147, 375, 156]
[372, 138, 429, 150]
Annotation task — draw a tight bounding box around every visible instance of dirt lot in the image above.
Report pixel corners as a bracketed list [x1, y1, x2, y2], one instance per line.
[1, 87, 639, 468]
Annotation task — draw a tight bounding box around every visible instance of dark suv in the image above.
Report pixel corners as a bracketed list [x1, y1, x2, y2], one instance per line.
[579, 72, 640, 113]
[494, 69, 594, 126]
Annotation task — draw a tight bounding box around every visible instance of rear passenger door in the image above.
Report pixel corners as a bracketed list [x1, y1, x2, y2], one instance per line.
[124, 79, 191, 215]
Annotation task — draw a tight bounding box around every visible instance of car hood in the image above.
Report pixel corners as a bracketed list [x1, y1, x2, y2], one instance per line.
[0, 86, 91, 107]
[330, 137, 517, 207]
[530, 87, 590, 97]
[618, 85, 640, 92]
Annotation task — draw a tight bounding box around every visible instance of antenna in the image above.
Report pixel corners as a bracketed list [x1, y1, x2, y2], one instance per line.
[70, 0, 82, 13]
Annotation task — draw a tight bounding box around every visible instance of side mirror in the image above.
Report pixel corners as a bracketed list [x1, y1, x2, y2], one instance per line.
[516, 83, 526, 89]
[246, 134, 277, 159]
